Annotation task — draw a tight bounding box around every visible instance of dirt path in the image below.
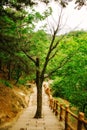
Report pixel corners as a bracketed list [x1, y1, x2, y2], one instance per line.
[8, 86, 64, 130]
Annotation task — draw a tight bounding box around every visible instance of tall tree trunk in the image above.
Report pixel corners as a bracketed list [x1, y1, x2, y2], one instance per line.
[34, 57, 43, 118]
[34, 82, 42, 118]
[14, 65, 22, 85]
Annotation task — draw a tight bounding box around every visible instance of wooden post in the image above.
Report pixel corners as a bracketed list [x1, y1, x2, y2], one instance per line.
[49, 98, 51, 107]
[53, 100, 56, 112]
[60, 104, 63, 121]
[65, 105, 69, 130]
[77, 112, 84, 130]
[55, 101, 58, 116]
[50, 98, 53, 110]
[49, 97, 53, 108]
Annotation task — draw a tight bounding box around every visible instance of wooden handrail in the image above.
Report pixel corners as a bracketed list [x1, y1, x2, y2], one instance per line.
[65, 105, 69, 130]
[77, 112, 84, 130]
[67, 109, 78, 120]
[60, 104, 64, 121]
[49, 96, 87, 130]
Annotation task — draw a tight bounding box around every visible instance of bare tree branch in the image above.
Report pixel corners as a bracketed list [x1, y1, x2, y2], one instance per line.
[48, 35, 65, 62]
[48, 57, 71, 77]
[47, 49, 78, 77]
[41, 8, 63, 78]
[51, 34, 65, 51]
[48, 49, 58, 61]
[22, 49, 36, 64]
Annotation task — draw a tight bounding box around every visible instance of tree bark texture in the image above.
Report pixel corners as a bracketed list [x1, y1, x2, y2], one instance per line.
[34, 84, 42, 118]
[34, 57, 43, 118]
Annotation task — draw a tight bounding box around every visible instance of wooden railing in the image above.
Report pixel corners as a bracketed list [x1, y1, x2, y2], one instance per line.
[49, 97, 87, 130]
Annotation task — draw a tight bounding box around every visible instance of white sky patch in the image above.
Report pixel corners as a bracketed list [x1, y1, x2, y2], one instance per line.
[63, 2, 87, 30]
[34, 1, 87, 34]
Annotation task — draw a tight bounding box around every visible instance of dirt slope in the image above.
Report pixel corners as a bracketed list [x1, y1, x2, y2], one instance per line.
[0, 82, 33, 129]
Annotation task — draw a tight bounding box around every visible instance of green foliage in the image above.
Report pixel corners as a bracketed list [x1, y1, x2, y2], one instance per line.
[29, 30, 49, 56]
[0, 0, 51, 81]
[43, 7, 52, 17]
[51, 77, 65, 97]
[69, 91, 87, 111]
[18, 79, 26, 85]
[0, 79, 12, 88]
[18, 75, 35, 85]
[51, 31, 87, 110]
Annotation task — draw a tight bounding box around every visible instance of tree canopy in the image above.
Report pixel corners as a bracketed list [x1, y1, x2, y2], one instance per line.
[51, 31, 87, 110]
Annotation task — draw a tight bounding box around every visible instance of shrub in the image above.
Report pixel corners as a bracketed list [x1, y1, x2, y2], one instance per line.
[0, 79, 12, 88]
[51, 78, 65, 98]
[69, 91, 87, 111]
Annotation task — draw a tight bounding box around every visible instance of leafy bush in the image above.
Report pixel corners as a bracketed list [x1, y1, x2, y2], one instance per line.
[18, 79, 26, 85]
[18, 75, 35, 85]
[69, 91, 87, 111]
[51, 78, 87, 111]
[0, 79, 12, 88]
[51, 78, 65, 98]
